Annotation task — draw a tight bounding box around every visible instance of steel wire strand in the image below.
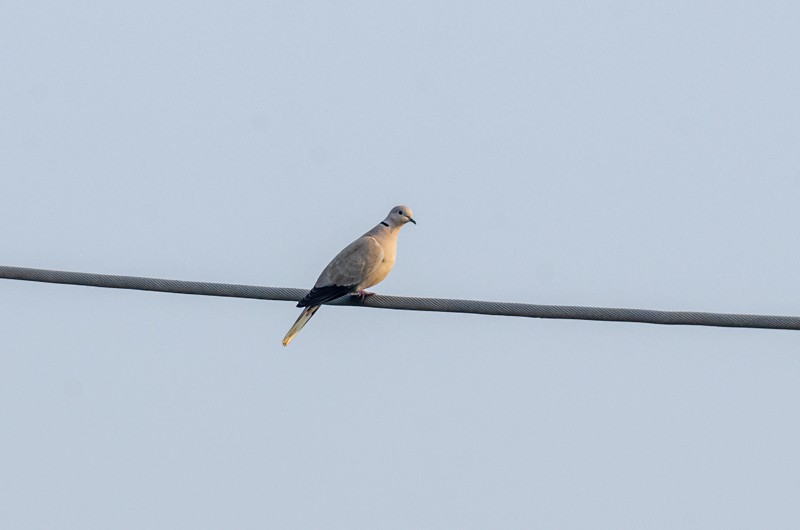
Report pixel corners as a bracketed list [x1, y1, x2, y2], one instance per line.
[1, 265, 799, 331]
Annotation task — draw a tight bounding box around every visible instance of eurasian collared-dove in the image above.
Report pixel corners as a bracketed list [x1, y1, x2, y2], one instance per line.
[282, 205, 416, 346]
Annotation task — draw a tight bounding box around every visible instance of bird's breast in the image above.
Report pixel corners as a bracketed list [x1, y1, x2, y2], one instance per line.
[361, 238, 397, 289]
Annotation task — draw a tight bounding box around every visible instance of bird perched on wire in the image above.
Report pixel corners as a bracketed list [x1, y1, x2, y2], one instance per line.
[282, 205, 416, 346]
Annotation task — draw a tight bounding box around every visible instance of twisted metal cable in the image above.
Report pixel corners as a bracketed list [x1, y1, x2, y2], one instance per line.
[1, 265, 799, 331]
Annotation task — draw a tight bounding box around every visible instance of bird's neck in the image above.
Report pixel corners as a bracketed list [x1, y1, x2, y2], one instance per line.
[379, 220, 401, 233]
[368, 221, 399, 238]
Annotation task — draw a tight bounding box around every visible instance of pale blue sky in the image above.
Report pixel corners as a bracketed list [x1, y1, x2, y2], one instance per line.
[2, 2, 800, 528]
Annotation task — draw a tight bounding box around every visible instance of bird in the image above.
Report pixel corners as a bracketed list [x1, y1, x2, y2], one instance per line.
[282, 205, 416, 346]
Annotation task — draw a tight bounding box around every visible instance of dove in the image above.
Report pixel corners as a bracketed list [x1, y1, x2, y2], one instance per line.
[282, 205, 416, 346]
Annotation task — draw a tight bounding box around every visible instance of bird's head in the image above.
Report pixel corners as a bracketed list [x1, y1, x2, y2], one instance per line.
[384, 205, 416, 228]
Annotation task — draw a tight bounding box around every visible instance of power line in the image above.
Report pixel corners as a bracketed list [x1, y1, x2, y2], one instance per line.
[1, 265, 798, 331]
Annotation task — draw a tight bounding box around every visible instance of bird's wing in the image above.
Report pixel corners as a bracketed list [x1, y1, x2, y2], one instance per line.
[296, 235, 384, 307]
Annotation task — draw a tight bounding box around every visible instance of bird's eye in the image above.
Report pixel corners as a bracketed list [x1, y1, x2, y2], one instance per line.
[399, 210, 403, 215]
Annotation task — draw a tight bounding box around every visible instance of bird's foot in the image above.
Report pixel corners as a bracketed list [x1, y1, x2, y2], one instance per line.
[353, 290, 375, 303]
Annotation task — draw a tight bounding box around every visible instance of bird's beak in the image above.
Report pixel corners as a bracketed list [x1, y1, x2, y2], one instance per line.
[408, 217, 416, 225]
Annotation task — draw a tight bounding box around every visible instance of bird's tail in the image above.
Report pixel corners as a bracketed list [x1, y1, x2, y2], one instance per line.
[282, 305, 321, 346]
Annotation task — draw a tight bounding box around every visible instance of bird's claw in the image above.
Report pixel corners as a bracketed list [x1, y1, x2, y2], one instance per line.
[353, 290, 375, 303]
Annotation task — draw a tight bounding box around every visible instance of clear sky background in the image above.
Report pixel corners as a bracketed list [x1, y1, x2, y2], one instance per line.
[2, 2, 800, 528]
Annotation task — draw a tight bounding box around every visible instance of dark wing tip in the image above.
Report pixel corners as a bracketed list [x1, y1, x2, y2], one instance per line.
[297, 284, 357, 307]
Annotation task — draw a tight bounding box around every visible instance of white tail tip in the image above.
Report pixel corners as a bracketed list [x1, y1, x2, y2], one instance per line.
[282, 306, 320, 346]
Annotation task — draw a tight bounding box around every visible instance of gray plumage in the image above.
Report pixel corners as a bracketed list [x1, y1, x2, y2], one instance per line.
[282, 205, 416, 346]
